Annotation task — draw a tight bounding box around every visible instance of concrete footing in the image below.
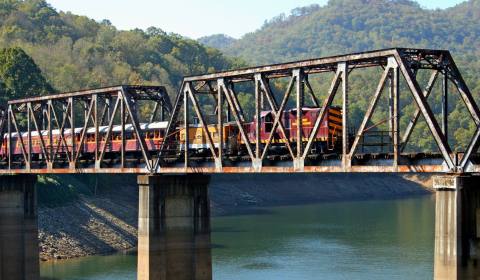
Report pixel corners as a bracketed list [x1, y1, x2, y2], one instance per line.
[434, 174, 480, 280]
[137, 174, 212, 280]
[0, 175, 38, 280]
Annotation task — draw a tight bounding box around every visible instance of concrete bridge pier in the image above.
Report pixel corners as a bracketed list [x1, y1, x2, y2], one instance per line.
[0, 175, 39, 280]
[137, 174, 212, 280]
[434, 174, 480, 280]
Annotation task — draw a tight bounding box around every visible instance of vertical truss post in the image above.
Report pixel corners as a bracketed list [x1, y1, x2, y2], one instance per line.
[47, 101, 53, 169]
[94, 94, 99, 168]
[217, 79, 223, 171]
[389, 57, 400, 169]
[442, 72, 448, 137]
[183, 85, 189, 169]
[339, 62, 349, 171]
[69, 97, 75, 169]
[389, 71, 394, 138]
[254, 74, 262, 171]
[7, 105, 11, 170]
[121, 96, 125, 168]
[27, 103, 31, 171]
[293, 69, 304, 171]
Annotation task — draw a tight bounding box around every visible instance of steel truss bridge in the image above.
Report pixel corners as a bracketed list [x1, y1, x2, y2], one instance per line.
[1, 48, 479, 174]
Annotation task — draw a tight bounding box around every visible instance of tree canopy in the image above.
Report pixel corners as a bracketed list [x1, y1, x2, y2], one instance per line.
[0, 0, 242, 97]
[200, 0, 480, 152]
[0, 47, 52, 106]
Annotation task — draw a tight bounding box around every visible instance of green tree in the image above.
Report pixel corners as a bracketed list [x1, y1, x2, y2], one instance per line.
[0, 47, 53, 105]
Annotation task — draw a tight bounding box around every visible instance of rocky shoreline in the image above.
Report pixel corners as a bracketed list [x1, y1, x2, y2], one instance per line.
[38, 173, 432, 261]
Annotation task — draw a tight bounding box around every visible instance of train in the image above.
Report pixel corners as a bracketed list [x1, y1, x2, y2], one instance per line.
[0, 106, 342, 160]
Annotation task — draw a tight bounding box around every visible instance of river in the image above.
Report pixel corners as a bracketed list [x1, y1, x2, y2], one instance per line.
[40, 195, 435, 280]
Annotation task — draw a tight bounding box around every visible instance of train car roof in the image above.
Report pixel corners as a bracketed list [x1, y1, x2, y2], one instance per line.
[5, 121, 169, 138]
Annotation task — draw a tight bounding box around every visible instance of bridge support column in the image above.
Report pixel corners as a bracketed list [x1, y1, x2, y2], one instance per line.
[434, 174, 480, 280]
[137, 174, 212, 280]
[0, 175, 38, 280]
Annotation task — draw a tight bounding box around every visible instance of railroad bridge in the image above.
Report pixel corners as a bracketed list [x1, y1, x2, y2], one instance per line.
[0, 48, 479, 279]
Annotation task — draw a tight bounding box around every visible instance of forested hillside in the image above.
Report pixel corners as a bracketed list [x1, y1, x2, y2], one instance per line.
[200, 0, 480, 151]
[0, 47, 52, 105]
[204, 0, 480, 64]
[0, 0, 241, 96]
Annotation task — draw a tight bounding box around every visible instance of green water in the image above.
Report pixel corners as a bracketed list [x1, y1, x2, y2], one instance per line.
[40, 195, 435, 280]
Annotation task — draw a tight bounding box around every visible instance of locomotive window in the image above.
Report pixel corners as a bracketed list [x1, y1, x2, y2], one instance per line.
[264, 114, 273, 132]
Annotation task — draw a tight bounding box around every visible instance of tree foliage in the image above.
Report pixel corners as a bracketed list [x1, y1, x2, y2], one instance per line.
[0, 0, 241, 98]
[200, 0, 480, 152]
[0, 47, 52, 106]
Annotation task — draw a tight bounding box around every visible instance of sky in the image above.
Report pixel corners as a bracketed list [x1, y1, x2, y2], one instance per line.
[47, 0, 466, 39]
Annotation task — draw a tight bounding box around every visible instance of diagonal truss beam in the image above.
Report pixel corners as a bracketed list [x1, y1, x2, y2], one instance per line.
[8, 107, 28, 166]
[186, 82, 218, 159]
[74, 98, 95, 162]
[121, 88, 153, 171]
[258, 75, 295, 160]
[51, 101, 72, 162]
[28, 103, 50, 163]
[395, 51, 455, 170]
[348, 65, 391, 157]
[302, 66, 343, 158]
[97, 94, 121, 166]
[401, 70, 439, 151]
[220, 80, 255, 161]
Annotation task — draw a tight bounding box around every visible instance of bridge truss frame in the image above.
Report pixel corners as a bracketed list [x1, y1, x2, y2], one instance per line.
[0, 85, 171, 174]
[0, 48, 478, 174]
[157, 48, 480, 174]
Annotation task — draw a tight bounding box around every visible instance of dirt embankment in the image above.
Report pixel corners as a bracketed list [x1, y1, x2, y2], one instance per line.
[38, 173, 431, 261]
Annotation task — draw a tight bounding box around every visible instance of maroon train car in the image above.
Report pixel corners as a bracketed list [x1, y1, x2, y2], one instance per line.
[246, 106, 342, 153]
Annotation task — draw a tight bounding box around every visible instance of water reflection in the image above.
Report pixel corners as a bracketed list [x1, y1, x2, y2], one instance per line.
[41, 195, 435, 280]
[137, 175, 212, 280]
